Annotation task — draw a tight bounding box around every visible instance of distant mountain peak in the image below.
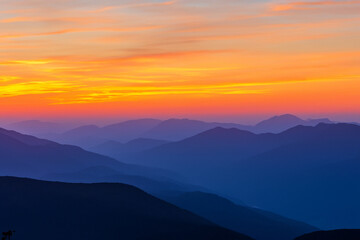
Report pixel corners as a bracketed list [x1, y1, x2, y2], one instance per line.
[203, 126, 251, 135]
[256, 114, 303, 126]
[63, 125, 100, 135]
[253, 114, 334, 133]
[103, 118, 161, 129]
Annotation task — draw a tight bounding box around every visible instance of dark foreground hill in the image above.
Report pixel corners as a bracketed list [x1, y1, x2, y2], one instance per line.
[163, 191, 317, 240]
[0, 177, 252, 240]
[295, 229, 360, 240]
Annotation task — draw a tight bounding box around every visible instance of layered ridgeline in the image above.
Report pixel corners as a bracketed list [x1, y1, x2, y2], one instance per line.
[162, 191, 317, 240]
[0, 177, 251, 240]
[0, 127, 200, 196]
[42, 165, 203, 196]
[52, 118, 249, 148]
[0, 127, 317, 239]
[53, 119, 163, 148]
[129, 123, 360, 229]
[5, 120, 71, 139]
[6, 115, 333, 149]
[89, 138, 171, 160]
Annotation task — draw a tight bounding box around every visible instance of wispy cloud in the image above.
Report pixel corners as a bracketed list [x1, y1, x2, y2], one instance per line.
[0, 60, 53, 65]
[0, 0, 359, 115]
[0, 26, 162, 39]
[51, 76, 354, 104]
[90, 0, 177, 13]
[271, 0, 360, 12]
[0, 81, 82, 97]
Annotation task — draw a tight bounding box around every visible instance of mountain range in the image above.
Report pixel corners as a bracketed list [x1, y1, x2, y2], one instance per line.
[0, 127, 182, 188]
[0, 177, 251, 240]
[0, 126, 320, 239]
[127, 123, 360, 229]
[41, 165, 202, 196]
[1, 116, 360, 235]
[89, 138, 170, 160]
[5, 120, 74, 139]
[162, 191, 317, 240]
[4, 114, 336, 149]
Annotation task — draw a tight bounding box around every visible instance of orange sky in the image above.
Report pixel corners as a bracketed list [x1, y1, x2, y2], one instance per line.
[0, 0, 360, 121]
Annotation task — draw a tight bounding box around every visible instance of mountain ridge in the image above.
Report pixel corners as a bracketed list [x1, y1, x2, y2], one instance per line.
[0, 176, 252, 240]
[127, 123, 360, 228]
[163, 191, 317, 240]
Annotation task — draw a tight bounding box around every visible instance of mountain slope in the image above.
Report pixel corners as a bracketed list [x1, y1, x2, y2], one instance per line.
[90, 138, 170, 160]
[56, 124, 103, 147]
[295, 230, 360, 240]
[163, 192, 317, 240]
[49, 115, 332, 148]
[130, 127, 283, 173]
[0, 177, 252, 240]
[129, 123, 360, 229]
[41, 166, 204, 196]
[5, 120, 70, 136]
[253, 114, 332, 133]
[55, 119, 162, 148]
[254, 114, 305, 133]
[101, 118, 162, 142]
[142, 118, 251, 141]
[0, 127, 172, 181]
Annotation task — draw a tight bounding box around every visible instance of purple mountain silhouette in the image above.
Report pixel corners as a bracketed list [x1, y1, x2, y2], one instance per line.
[129, 123, 360, 229]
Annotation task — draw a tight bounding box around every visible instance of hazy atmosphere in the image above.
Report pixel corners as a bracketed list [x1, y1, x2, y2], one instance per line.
[1, 1, 360, 240]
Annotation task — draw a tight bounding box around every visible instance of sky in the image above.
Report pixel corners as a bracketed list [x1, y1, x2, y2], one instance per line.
[0, 0, 360, 122]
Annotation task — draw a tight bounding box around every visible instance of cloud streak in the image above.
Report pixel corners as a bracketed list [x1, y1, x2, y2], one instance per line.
[0, 0, 359, 116]
[90, 0, 177, 13]
[271, 0, 360, 12]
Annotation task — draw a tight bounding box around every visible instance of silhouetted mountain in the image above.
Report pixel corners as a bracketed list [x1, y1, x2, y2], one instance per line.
[0, 127, 173, 181]
[55, 124, 104, 147]
[53, 118, 251, 148]
[5, 120, 72, 139]
[254, 114, 332, 133]
[295, 229, 360, 240]
[307, 118, 333, 125]
[47, 115, 333, 149]
[102, 118, 162, 141]
[90, 138, 170, 160]
[130, 127, 281, 172]
[163, 191, 317, 240]
[141, 118, 251, 141]
[54, 119, 162, 148]
[129, 123, 360, 229]
[0, 177, 252, 240]
[63, 124, 101, 136]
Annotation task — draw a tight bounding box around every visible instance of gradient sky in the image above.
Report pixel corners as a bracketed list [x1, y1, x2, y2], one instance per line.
[0, 0, 359, 121]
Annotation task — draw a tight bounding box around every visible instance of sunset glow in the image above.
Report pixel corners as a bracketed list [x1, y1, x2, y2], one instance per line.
[1, 0, 360, 119]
